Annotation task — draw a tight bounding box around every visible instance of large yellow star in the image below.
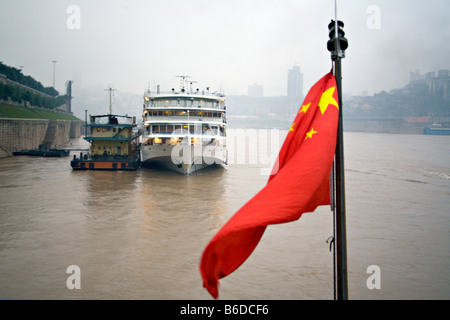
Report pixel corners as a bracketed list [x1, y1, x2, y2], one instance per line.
[318, 87, 338, 114]
[299, 103, 311, 114]
[305, 128, 317, 140]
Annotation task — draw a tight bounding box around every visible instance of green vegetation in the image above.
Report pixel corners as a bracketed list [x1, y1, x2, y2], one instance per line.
[0, 82, 67, 110]
[0, 62, 58, 97]
[0, 61, 67, 110]
[0, 103, 80, 120]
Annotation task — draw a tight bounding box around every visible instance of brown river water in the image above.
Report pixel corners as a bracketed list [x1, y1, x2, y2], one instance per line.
[0, 130, 449, 299]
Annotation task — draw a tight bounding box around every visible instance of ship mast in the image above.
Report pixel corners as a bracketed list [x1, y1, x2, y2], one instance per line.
[105, 87, 116, 115]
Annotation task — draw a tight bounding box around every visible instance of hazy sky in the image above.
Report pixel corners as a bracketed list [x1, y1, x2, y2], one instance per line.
[1, 0, 449, 97]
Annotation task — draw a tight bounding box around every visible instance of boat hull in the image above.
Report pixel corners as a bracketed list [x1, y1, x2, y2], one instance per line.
[140, 144, 227, 175]
[423, 127, 450, 135]
[13, 149, 70, 157]
[70, 159, 139, 170]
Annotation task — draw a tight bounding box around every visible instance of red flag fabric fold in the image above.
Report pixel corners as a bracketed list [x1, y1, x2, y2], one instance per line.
[200, 72, 339, 299]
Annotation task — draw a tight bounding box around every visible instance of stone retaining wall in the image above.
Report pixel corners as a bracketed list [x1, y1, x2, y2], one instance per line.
[0, 118, 83, 158]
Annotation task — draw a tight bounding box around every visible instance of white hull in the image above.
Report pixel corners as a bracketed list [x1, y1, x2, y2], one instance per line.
[141, 144, 227, 175]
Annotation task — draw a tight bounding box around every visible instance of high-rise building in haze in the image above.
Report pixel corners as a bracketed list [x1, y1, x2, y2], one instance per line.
[287, 66, 303, 100]
[287, 66, 303, 115]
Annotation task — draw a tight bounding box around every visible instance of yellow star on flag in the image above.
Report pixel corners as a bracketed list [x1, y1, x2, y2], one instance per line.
[289, 122, 295, 132]
[305, 128, 317, 140]
[318, 87, 338, 114]
[299, 103, 311, 114]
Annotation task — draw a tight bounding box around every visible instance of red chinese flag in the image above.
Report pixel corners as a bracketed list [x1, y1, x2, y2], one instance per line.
[200, 72, 339, 299]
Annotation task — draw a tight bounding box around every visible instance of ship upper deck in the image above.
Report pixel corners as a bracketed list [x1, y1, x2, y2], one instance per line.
[143, 89, 226, 111]
[86, 114, 137, 127]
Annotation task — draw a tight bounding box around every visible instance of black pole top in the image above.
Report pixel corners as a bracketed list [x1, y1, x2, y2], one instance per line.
[327, 20, 348, 57]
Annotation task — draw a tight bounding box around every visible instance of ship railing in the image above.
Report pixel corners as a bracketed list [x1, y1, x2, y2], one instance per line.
[143, 104, 226, 111]
[84, 133, 132, 139]
[145, 90, 225, 98]
[147, 130, 226, 137]
[144, 117, 225, 124]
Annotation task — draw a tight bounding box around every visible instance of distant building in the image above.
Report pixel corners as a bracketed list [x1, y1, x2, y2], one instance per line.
[287, 66, 303, 100]
[248, 83, 263, 98]
[287, 66, 304, 116]
[409, 69, 450, 99]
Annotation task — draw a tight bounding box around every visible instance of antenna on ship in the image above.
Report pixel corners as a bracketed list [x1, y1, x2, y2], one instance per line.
[189, 80, 197, 93]
[177, 75, 190, 92]
[105, 87, 116, 115]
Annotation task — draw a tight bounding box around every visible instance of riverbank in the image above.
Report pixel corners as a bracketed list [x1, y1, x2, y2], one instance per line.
[0, 104, 83, 158]
[0, 118, 83, 158]
[0, 103, 79, 121]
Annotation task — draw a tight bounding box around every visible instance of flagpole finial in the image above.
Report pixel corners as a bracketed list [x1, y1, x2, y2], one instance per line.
[327, 20, 348, 59]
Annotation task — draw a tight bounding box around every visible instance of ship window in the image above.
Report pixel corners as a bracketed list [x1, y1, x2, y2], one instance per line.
[158, 111, 163, 116]
[97, 127, 101, 132]
[113, 128, 116, 132]
[208, 112, 212, 117]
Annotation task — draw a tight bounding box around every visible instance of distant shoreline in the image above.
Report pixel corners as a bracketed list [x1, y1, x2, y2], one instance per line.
[226, 116, 428, 134]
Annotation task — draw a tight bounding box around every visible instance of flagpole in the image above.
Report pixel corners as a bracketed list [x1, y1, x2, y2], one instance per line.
[327, 0, 348, 300]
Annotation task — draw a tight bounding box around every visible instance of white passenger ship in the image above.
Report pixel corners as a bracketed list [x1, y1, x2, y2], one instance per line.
[140, 76, 227, 175]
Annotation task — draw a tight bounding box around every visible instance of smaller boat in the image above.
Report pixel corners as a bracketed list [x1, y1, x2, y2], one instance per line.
[13, 147, 70, 157]
[71, 88, 141, 170]
[423, 123, 450, 135]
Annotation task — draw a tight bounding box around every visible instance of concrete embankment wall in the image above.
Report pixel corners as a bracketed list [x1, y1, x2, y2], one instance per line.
[0, 118, 83, 158]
